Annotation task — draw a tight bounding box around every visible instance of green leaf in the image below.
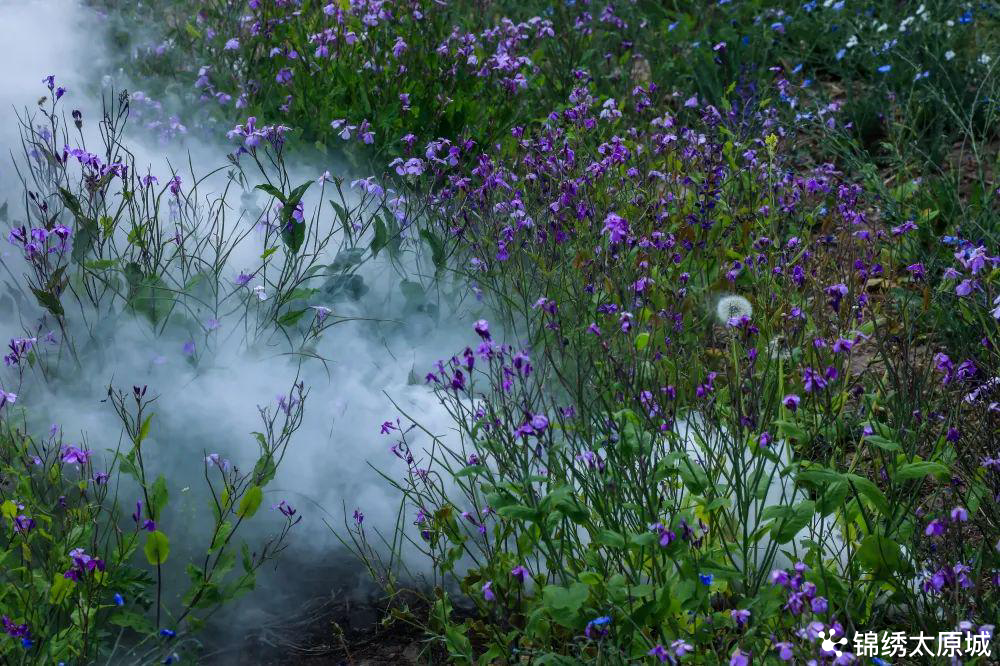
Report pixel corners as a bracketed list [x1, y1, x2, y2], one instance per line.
[238, 485, 263, 519]
[241, 542, 253, 573]
[857, 534, 902, 574]
[542, 582, 589, 614]
[49, 572, 75, 604]
[31, 287, 64, 316]
[674, 455, 710, 494]
[254, 184, 286, 203]
[864, 435, 901, 451]
[596, 529, 627, 549]
[253, 452, 277, 485]
[773, 419, 808, 441]
[138, 413, 153, 444]
[845, 473, 890, 517]
[210, 522, 233, 553]
[816, 481, 849, 517]
[371, 216, 387, 258]
[399, 279, 424, 303]
[150, 475, 169, 518]
[109, 611, 154, 633]
[894, 461, 950, 482]
[635, 331, 650, 351]
[277, 308, 308, 326]
[331, 200, 351, 238]
[144, 531, 170, 565]
[58, 187, 84, 217]
[496, 504, 537, 522]
[1, 500, 17, 520]
[281, 217, 306, 254]
[286, 180, 313, 208]
[770, 500, 815, 544]
[419, 228, 446, 271]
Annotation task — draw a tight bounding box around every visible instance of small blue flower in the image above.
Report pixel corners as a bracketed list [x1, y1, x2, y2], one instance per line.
[872, 658, 890, 666]
[22, 638, 32, 649]
[584, 615, 612, 639]
[959, 11, 973, 24]
[113, 593, 125, 606]
[877, 64, 891, 73]
[699, 573, 714, 586]
[159, 628, 176, 638]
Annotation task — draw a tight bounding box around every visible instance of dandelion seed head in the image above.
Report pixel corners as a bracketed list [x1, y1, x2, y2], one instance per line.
[715, 295, 753, 325]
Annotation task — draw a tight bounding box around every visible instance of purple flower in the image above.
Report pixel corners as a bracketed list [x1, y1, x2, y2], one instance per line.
[276, 68, 293, 84]
[205, 453, 230, 471]
[272, 501, 297, 518]
[511, 565, 528, 583]
[671, 640, 693, 657]
[731, 609, 751, 627]
[782, 394, 801, 411]
[770, 569, 790, 586]
[730, 650, 749, 666]
[602, 212, 629, 244]
[925, 518, 946, 536]
[474, 319, 491, 340]
[13, 515, 35, 533]
[392, 37, 407, 58]
[482, 580, 495, 602]
[774, 641, 794, 660]
[832, 337, 854, 353]
[311, 305, 332, 323]
[353, 508, 364, 525]
[956, 279, 976, 296]
[224, 38, 240, 50]
[951, 506, 969, 522]
[0, 390, 17, 409]
[60, 445, 90, 465]
[2, 615, 31, 641]
[825, 283, 848, 311]
[802, 367, 828, 392]
[584, 615, 611, 639]
[648, 645, 669, 662]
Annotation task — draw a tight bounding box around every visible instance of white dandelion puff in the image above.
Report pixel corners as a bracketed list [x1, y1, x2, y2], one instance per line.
[715, 295, 753, 325]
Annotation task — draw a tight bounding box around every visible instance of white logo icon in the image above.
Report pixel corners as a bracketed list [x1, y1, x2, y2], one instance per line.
[818, 629, 848, 657]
